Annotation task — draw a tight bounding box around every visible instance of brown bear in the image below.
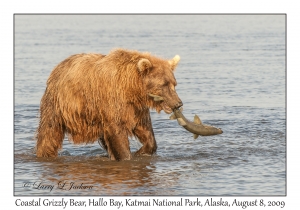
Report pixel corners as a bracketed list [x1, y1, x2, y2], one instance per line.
[35, 48, 183, 161]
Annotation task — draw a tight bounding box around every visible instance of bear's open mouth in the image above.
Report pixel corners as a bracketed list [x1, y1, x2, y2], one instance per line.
[148, 93, 174, 114]
[161, 101, 173, 114]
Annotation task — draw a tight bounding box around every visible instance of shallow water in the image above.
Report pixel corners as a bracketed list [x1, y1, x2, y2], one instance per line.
[14, 15, 285, 196]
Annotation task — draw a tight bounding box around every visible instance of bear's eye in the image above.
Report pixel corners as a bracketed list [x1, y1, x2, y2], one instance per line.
[162, 81, 169, 87]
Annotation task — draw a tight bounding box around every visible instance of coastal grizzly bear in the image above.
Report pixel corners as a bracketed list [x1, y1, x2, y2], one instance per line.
[36, 48, 183, 160]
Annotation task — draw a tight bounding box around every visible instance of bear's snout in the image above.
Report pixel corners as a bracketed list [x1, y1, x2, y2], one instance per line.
[174, 100, 183, 109]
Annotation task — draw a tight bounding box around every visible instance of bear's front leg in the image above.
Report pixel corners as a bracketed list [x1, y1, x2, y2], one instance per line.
[133, 111, 157, 156]
[103, 125, 132, 161]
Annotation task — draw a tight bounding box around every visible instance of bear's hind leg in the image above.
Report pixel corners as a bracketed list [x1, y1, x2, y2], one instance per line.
[36, 122, 65, 158]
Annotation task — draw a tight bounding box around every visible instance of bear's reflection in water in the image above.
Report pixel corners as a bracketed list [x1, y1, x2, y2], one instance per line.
[29, 152, 179, 195]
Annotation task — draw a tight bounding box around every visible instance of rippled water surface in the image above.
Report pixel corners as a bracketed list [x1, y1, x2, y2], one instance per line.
[14, 15, 285, 196]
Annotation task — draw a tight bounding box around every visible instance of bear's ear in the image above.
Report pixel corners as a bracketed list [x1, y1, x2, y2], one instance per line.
[138, 58, 152, 72]
[168, 55, 180, 71]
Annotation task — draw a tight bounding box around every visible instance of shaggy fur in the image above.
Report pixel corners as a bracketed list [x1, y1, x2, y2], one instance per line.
[36, 49, 182, 160]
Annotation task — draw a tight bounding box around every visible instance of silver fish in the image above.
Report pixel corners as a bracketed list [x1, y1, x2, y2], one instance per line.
[170, 107, 223, 139]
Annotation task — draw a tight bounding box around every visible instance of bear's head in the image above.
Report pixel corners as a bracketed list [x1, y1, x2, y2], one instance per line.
[138, 55, 183, 114]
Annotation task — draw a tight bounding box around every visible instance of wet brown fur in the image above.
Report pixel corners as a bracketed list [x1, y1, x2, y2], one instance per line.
[35, 49, 181, 160]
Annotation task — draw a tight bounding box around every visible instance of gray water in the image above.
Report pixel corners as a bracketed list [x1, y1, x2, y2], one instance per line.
[14, 15, 286, 196]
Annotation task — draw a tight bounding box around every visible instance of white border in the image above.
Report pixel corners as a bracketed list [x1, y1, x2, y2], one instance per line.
[3, 0, 298, 209]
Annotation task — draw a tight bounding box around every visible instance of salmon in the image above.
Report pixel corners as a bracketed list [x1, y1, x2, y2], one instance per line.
[170, 107, 223, 139]
[148, 93, 223, 139]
